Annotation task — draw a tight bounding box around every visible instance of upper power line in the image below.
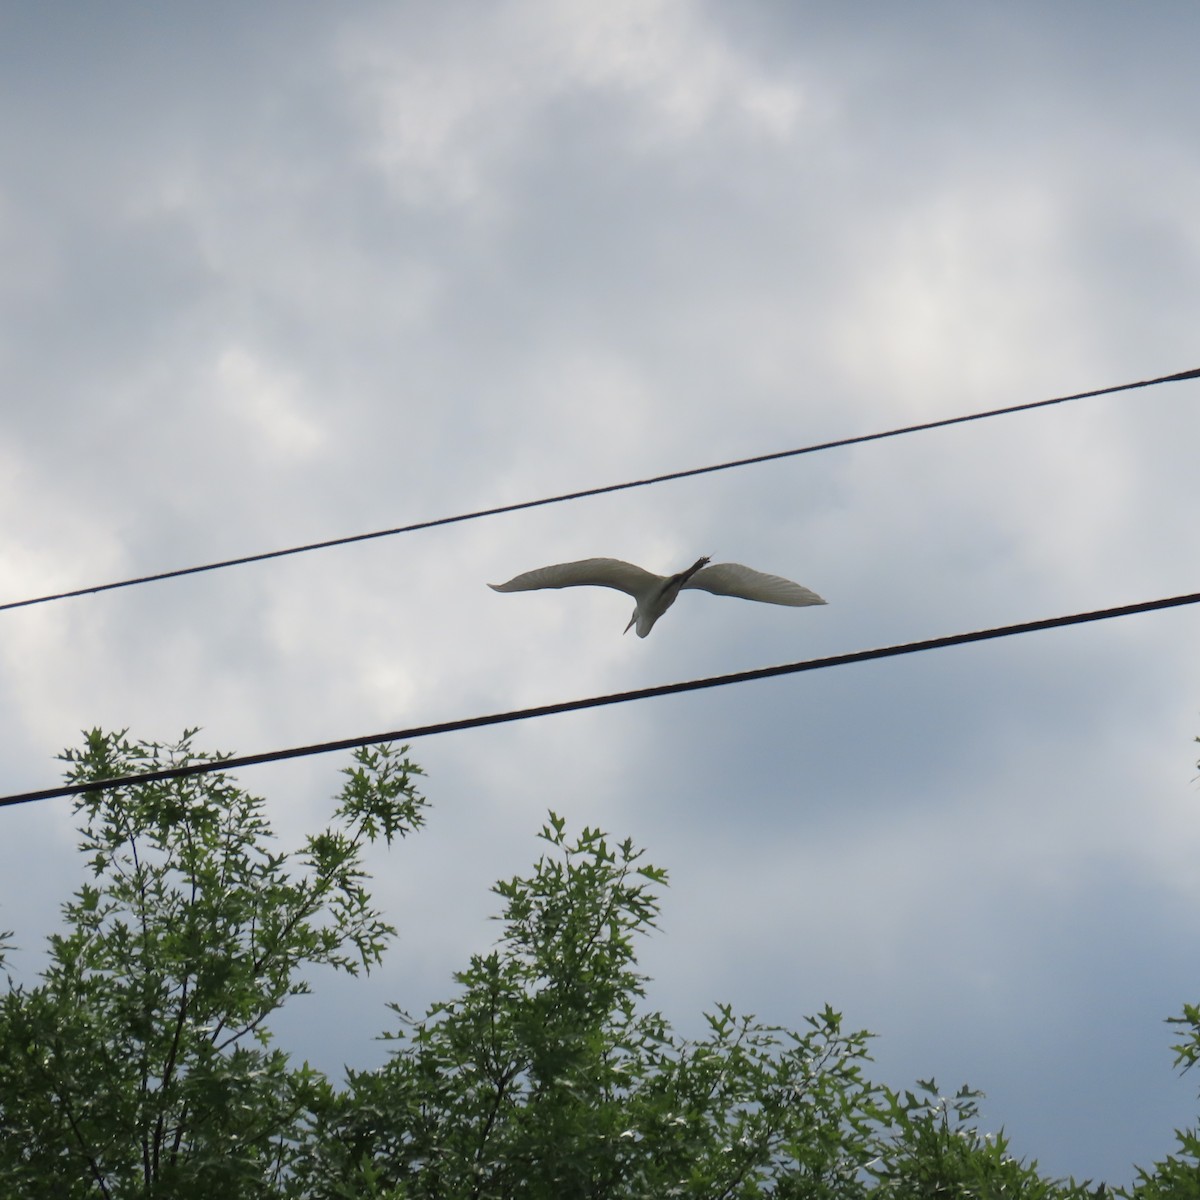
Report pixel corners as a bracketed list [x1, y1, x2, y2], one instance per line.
[4, 585, 1196, 809]
[3, 366, 1197, 616]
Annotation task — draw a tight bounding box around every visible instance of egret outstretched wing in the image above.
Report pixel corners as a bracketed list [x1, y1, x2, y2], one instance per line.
[489, 558, 660, 599]
[684, 562, 826, 607]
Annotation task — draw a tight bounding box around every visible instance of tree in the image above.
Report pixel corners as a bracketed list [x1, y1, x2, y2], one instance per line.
[1122, 1003, 1200, 1199]
[0, 728, 1138, 1198]
[865, 1081, 1095, 1200]
[0, 728, 426, 1197]
[293, 814, 1085, 1200]
[1126, 739, 1200, 1197]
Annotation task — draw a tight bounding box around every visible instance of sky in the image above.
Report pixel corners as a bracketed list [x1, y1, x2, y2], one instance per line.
[2, 1, 1199, 1187]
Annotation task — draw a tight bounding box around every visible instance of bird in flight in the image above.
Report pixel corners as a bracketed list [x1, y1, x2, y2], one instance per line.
[489, 556, 825, 637]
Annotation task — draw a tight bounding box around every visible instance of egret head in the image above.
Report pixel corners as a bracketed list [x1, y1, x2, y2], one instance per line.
[624, 601, 667, 638]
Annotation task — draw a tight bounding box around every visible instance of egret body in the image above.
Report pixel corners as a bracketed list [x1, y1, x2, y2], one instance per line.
[489, 556, 825, 637]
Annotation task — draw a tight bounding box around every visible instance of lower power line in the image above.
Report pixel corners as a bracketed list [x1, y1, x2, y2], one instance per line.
[2, 587, 1197, 809]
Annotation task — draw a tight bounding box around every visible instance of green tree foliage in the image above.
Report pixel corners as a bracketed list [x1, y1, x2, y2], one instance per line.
[294, 815, 1100, 1200]
[866, 1082, 1091, 1200]
[1123, 1003, 1200, 1199]
[0, 729, 1190, 1197]
[0, 729, 426, 1197]
[1122, 731, 1200, 1199]
[294, 813, 880, 1198]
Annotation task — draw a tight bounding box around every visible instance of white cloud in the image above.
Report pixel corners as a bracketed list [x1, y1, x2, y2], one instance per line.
[339, 0, 807, 211]
[213, 345, 326, 462]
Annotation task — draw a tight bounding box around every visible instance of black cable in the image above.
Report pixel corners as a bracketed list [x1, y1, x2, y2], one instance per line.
[3, 366, 1197, 615]
[4, 587, 1197, 809]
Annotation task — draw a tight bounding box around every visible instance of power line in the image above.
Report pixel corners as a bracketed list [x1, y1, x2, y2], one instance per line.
[4, 587, 1197, 810]
[4, 366, 1197, 616]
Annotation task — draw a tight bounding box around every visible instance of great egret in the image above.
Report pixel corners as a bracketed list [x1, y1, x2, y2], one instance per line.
[489, 556, 826, 637]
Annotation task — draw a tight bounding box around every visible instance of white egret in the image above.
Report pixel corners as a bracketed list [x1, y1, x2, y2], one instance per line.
[489, 556, 826, 638]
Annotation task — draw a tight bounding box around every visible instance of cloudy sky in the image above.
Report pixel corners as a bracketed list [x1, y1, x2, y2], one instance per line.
[3, 1, 1200, 1186]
